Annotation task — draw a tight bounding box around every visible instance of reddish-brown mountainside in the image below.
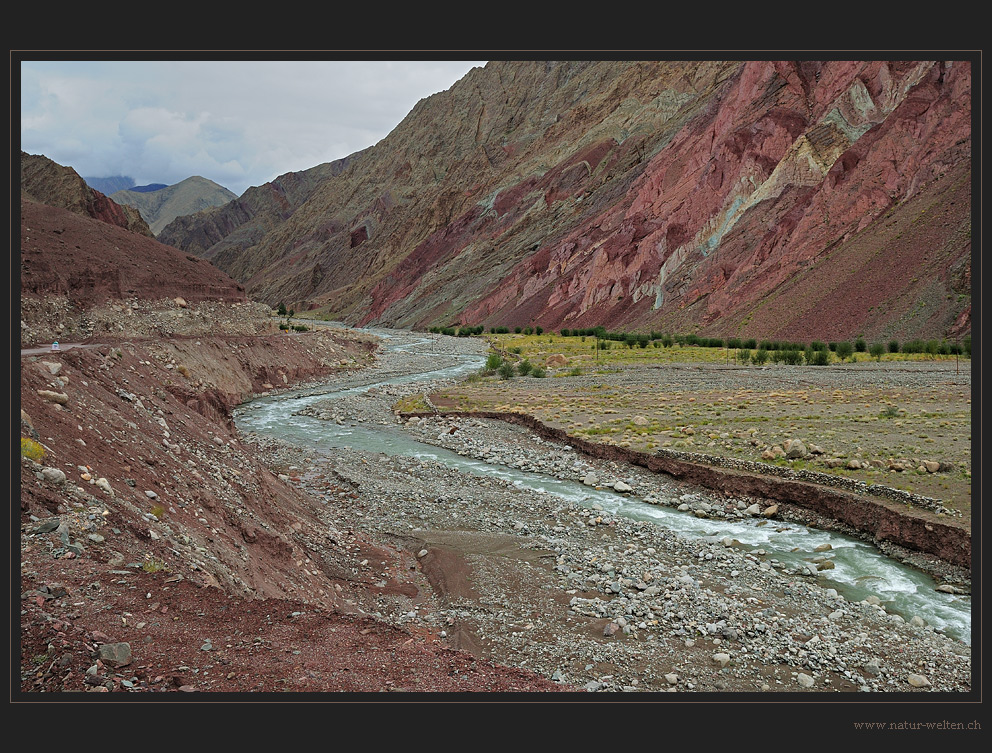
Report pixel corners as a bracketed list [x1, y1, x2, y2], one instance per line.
[159, 59, 972, 344]
[20, 199, 246, 306]
[21, 152, 154, 237]
[19, 155, 251, 348]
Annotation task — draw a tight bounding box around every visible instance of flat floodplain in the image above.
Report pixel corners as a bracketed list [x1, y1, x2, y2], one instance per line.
[430, 335, 973, 525]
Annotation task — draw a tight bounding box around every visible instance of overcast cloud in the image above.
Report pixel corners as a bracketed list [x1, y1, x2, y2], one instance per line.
[19, 58, 488, 196]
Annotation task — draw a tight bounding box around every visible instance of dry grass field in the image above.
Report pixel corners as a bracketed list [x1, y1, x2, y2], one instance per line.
[429, 333, 973, 522]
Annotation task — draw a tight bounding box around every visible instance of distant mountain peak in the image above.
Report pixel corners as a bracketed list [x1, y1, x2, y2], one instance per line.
[110, 177, 238, 236]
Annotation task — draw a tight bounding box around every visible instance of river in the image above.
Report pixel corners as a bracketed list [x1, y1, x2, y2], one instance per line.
[234, 327, 971, 646]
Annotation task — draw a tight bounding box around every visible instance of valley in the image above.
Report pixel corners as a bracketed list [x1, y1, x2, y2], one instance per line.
[17, 57, 975, 710]
[20, 322, 972, 696]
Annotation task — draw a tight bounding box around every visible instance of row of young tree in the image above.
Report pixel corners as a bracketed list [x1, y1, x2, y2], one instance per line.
[557, 328, 971, 358]
[426, 322, 970, 359]
[428, 325, 545, 337]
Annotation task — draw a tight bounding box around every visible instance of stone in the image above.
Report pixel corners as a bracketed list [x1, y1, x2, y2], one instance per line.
[582, 472, 599, 486]
[761, 505, 778, 518]
[97, 642, 132, 667]
[923, 461, 940, 473]
[37, 390, 69, 405]
[712, 653, 731, 667]
[613, 481, 632, 492]
[40, 467, 66, 484]
[40, 361, 63, 375]
[796, 673, 815, 687]
[907, 674, 931, 688]
[784, 439, 807, 458]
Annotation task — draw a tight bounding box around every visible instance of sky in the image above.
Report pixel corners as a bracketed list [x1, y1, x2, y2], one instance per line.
[19, 58, 488, 196]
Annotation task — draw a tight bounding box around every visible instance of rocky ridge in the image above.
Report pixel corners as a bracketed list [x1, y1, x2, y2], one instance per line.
[21, 152, 153, 237]
[110, 176, 238, 236]
[158, 59, 972, 344]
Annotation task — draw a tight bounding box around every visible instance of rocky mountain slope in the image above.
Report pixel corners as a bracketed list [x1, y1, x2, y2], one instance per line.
[158, 59, 972, 344]
[111, 176, 238, 236]
[19, 196, 252, 347]
[21, 152, 153, 238]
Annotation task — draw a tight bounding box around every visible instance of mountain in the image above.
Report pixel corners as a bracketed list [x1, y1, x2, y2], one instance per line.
[111, 176, 238, 236]
[82, 175, 135, 195]
[22, 153, 153, 237]
[158, 59, 973, 343]
[20, 197, 246, 306]
[19, 153, 249, 345]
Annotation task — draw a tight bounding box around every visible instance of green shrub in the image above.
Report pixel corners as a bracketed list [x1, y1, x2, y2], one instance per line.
[835, 341, 854, 361]
[808, 350, 829, 366]
[736, 348, 751, 364]
[854, 338, 867, 352]
[498, 362, 516, 379]
[869, 343, 886, 360]
[142, 557, 168, 574]
[888, 339, 900, 353]
[485, 352, 504, 371]
[753, 348, 769, 365]
[20, 437, 45, 462]
[530, 367, 546, 378]
[517, 359, 533, 376]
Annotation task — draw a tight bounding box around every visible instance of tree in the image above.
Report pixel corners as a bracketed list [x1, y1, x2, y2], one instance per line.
[869, 343, 885, 361]
[277, 302, 287, 316]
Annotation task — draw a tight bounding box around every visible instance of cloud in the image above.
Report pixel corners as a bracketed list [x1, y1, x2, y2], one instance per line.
[19, 58, 487, 195]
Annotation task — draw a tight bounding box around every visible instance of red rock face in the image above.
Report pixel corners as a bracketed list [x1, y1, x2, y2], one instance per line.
[459, 60, 971, 341]
[20, 199, 246, 305]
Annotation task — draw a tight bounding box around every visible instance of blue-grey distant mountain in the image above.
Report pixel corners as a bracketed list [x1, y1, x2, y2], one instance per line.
[83, 175, 135, 195]
[130, 183, 169, 193]
[110, 176, 238, 236]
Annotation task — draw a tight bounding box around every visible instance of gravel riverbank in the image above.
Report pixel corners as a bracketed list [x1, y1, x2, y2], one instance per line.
[240, 330, 973, 695]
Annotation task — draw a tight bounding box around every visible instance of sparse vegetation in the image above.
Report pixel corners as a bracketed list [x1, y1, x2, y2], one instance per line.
[20, 437, 45, 462]
[393, 393, 432, 413]
[142, 557, 168, 574]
